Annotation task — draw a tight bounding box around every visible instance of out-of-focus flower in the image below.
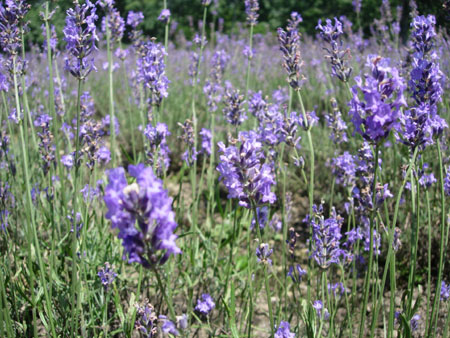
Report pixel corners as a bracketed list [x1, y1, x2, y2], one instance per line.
[256, 243, 273, 265]
[158, 8, 170, 24]
[97, 262, 117, 291]
[274, 321, 295, 338]
[195, 294, 215, 316]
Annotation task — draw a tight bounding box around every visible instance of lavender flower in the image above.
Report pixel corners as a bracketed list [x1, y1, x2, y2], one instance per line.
[135, 300, 158, 337]
[325, 98, 348, 144]
[0, 0, 30, 55]
[61, 153, 74, 169]
[195, 294, 215, 316]
[330, 152, 356, 187]
[349, 55, 406, 143]
[287, 264, 307, 283]
[142, 122, 171, 175]
[34, 113, 55, 176]
[244, 0, 259, 26]
[137, 40, 169, 113]
[251, 206, 268, 230]
[97, 262, 117, 291]
[199, 128, 212, 155]
[104, 164, 180, 268]
[223, 88, 247, 125]
[178, 120, 197, 166]
[308, 206, 344, 269]
[396, 15, 446, 149]
[410, 314, 420, 332]
[203, 50, 229, 112]
[313, 300, 330, 320]
[63, 0, 98, 80]
[277, 27, 305, 91]
[160, 316, 179, 336]
[287, 12, 302, 32]
[445, 167, 450, 196]
[441, 281, 450, 301]
[274, 321, 295, 338]
[158, 9, 170, 24]
[256, 243, 273, 265]
[126, 10, 144, 29]
[217, 131, 276, 208]
[99, 0, 125, 44]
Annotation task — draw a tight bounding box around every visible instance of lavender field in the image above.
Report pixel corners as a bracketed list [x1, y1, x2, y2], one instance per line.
[0, 0, 450, 337]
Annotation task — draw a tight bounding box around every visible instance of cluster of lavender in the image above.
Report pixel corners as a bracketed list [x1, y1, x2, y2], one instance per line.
[396, 15, 446, 150]
[217, 131, 276, 208]
[97, 262, 117, 291]
[98, 0, 124, 44]
[316, 17, 352, 82]
[104, 164, 180, 268]
[63, 0, 98, 80]
[306, 204, 345, 269]
[244, 0, 259, 26]
[135, 300, 186, 337]
[324, 97, 348, 144]
[349, 55, 406, 143]
[0, 0, 30, 55]
[136, 39, 169, 115]
[141, 122, 171, 175]
[203, 50, 229, 112]
[222, 88, 247, 126]
[194, 293, 215, 316]
[277, 25, 305, 91]
[178, 119, 197, 166]
[61, 92, 111, 170]
[34, 113, 55, 176]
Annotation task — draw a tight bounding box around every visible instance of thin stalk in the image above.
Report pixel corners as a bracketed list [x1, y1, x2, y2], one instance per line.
[244, 24, 254, 101]
[358, 144, 379, 338]
[406, 167, 419, 318]
[70, 78, 83, 336]
[296, 90, 314, 305]
[428, 140, 447, 336]
[106, 22, 117, 167]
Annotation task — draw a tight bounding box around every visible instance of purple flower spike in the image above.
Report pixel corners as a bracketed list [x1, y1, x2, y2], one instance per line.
[274, 321, 295, 338]
[158, 9, 170, 24]
[287, 264, 307, 283]
[244, 0, 259, 26]
[349, 55, 406, 143]
[256, 243, 273, 265]
[195, 294, 215, 316]
[277, 27, 305, 91]
[104, 164, 180, 268]
[97, 262, 117, 291]
[217, 131, 276, 208]
[63, 0, 98, 80]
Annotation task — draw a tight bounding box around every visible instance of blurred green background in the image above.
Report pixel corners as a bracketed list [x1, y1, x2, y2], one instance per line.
[26, 0, 449, 46]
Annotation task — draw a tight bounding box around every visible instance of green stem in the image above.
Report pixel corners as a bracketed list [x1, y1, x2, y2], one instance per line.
[70, 78, 83, 336]
[106, 21, 117, 167]
[428, 140, 447, 336]
[358, 144, 379, 338]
